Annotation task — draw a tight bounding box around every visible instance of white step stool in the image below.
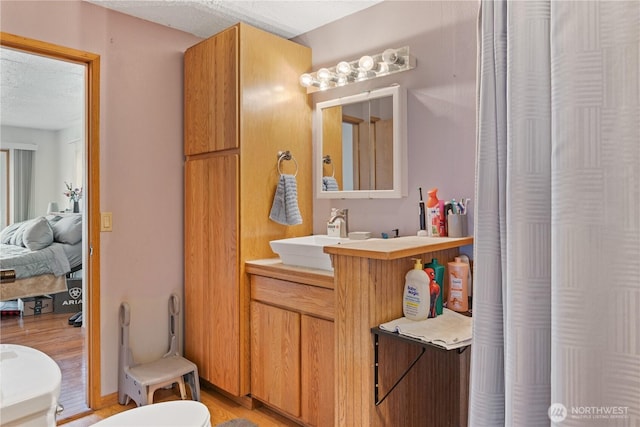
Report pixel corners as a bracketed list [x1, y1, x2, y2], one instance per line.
[118, 294, 201, 406]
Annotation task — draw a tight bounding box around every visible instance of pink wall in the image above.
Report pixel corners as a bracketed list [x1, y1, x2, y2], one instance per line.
[295, 1, 478, 239]
[1, 0, 201, 395]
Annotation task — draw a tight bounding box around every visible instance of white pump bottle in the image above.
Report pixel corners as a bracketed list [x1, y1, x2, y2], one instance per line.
[402, 258, 430, 320]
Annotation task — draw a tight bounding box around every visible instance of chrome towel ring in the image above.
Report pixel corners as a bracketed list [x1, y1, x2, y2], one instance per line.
[323, 154, 335, 177]
[277, 150, 298, 176]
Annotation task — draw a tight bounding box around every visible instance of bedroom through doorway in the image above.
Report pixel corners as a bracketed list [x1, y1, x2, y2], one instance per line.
[0, 33, 101, 420]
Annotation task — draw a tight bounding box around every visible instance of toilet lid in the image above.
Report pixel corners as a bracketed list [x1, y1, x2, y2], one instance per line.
[0, 344, 62, 424]
[91, 400, 211, 426]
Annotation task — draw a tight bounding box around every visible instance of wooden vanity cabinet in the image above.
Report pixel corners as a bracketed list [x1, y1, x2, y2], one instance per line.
[247, 263, 334, 426]
[183, 23, 312, 398]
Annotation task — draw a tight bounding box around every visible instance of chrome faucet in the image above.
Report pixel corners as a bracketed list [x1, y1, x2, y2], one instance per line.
[328, 208, 349, 237]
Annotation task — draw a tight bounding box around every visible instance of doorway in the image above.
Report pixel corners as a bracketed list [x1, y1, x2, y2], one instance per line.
[0, 32, 101, 414]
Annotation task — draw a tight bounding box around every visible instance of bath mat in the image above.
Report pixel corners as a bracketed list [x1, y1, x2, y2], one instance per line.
[216, 419, 258, 427]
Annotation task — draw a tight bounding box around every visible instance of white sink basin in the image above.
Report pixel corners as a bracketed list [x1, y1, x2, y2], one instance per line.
[269, 235, 353, 271]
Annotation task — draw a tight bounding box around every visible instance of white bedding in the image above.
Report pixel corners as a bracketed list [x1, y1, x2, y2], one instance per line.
[0, 214, 83, 279]
[0, 242, 73, 278]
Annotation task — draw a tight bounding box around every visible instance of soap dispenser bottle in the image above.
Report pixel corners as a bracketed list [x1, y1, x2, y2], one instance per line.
[403, 258, 430, 321]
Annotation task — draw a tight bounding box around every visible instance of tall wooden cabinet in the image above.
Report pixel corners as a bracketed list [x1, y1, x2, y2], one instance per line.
[184, 23, 312, 397]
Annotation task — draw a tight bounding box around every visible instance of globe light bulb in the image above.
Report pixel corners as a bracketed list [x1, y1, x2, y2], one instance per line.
[382, 49, 397, 64]
[317, 68, 332, 81]
[299, 73, 313, 87]
[358, 55, 374, 71]
[336, 61, 352, 75]
[382, 48, 404, 65]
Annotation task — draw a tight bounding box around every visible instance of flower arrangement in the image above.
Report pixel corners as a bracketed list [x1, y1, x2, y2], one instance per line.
[64, 182, 83, 202]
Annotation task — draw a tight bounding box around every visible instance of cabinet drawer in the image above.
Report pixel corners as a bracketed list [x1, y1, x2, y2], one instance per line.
[250, 275, 334, 321]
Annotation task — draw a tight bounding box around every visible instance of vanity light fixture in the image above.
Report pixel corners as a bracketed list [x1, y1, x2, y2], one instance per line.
[299, 46, 415, 93]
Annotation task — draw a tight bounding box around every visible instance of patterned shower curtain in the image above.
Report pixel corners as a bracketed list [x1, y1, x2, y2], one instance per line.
[470, 1, 639, 426]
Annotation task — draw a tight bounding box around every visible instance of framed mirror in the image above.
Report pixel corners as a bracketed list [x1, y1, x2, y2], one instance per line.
[316, 85, 407, 199]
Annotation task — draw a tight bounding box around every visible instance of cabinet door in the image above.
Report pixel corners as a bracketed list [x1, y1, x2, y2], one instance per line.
[301, 315, 335, 427]
[251, 301, 301, 417]
[184, 25, 238, 155]
[185, 154, 239, 394]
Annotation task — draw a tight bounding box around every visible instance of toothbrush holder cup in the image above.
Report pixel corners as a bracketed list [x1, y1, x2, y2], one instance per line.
[447, 214, 468, 238]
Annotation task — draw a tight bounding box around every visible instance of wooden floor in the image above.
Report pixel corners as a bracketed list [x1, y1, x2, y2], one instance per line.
[60, 386, 301, 426]
[0, 311, 299, 426]
[0, 311, 89, 418]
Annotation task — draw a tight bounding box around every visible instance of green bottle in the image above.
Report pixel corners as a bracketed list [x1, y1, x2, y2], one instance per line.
[425, 258, 444, 315]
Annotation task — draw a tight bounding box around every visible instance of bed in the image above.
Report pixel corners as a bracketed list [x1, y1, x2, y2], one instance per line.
[0, 214, 82, 301]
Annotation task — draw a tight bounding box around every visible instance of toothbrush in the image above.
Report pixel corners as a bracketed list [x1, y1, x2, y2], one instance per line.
[418, 187, 426, 230]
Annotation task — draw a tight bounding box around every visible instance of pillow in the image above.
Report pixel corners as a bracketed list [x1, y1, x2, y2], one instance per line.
[52, 214, 82, 245]
[23, 217, 54, 251]
[46, 214, 64, 227]
[8, 220, 30, 247]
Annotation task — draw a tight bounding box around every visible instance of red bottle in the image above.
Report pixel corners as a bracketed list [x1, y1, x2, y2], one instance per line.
[426, 188, 440, 236]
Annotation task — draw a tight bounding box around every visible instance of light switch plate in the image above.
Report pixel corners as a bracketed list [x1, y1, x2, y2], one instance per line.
[101, 212, 113, 232]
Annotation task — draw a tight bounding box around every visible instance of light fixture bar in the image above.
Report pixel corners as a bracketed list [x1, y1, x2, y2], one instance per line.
[299, 46, 415, 93]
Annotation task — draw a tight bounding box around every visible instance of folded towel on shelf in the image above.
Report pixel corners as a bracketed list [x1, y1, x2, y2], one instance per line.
[379, 308, 472, 350]
[322, 176, 339, 191]
[269, 174, 303, 226]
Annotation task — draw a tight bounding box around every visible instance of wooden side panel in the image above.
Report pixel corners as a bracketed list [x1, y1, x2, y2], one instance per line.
[334, 255, 371, 427]
[184, 26, 238, 155]
[185, 154, 240, 394]
[237, 23, 312, 396]
[301, 315, 335, 427]
[237, 22, 313, 258]
[251, 301, 301, 417]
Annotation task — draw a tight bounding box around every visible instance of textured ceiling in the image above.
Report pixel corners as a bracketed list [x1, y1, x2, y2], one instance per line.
[85, 0, 382, 39]
[1, 0, 382, 132]
[0, 48, 85, 131]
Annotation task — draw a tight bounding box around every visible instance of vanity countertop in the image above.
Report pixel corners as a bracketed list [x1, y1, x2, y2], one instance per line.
[245, 258, 334, 289]
[323, 235, 473, 261]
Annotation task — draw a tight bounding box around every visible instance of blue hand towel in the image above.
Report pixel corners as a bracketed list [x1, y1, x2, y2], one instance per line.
[322, 176, 339, 191]
[269, 174, 303, 226]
